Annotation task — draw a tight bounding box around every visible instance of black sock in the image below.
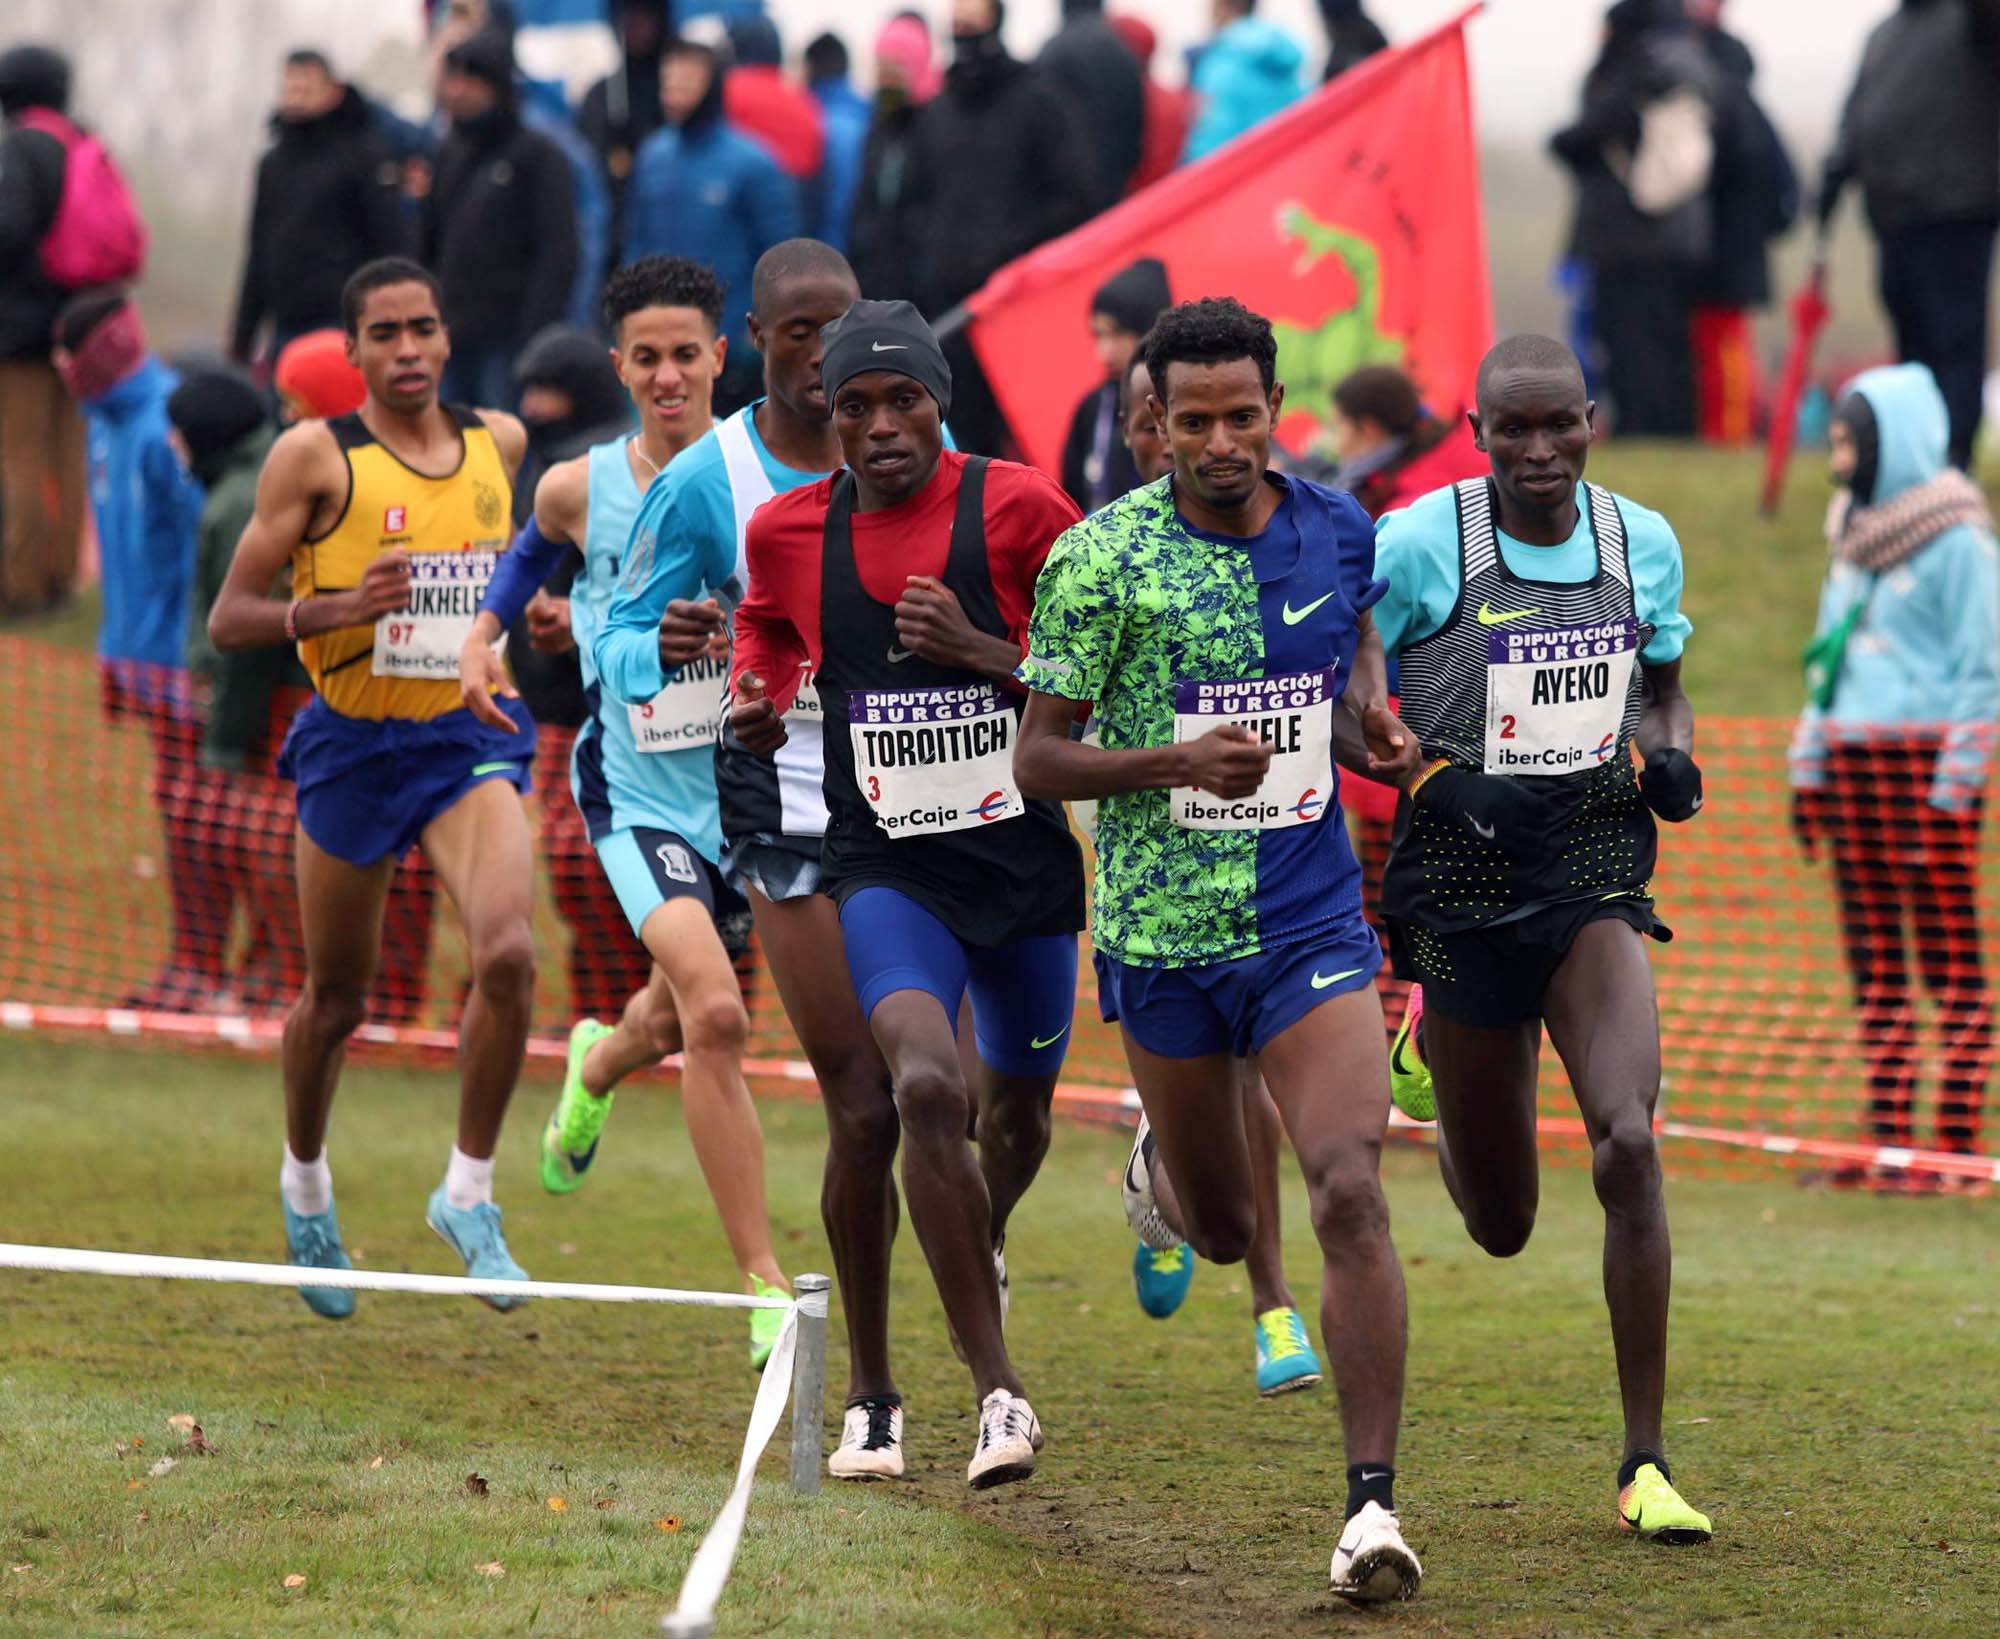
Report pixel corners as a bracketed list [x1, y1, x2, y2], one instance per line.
[1346, 1462, 1395, 1519]
[1618, 1449, 1669, 1488]
[845, 1391, 901, 1410]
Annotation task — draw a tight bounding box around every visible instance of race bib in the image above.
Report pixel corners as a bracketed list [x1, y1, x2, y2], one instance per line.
[848, 681, 1024, 838]
[1484, 618, 1638, 775]
[372, 550, 498, 679]
[628, 652, 729, 753]
[1171, 666, 1337, 831]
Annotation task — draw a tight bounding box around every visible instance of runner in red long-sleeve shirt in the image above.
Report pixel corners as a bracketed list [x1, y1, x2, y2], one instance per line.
[731, 300, 1085, 1490]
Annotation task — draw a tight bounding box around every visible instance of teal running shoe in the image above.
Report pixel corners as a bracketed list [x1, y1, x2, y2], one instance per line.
[1132, 1240, 1194, 1319]
[749, 1274, 789, 1371]
[426, 1187, 529, 1310]
[1254, 1306, 1323, 1397]
[541, 1018, 616, 1194]
[281, 1197, 355, 1320]
[1388, 985, 1436, 1123]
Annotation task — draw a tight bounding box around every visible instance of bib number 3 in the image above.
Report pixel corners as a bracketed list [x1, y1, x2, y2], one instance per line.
[848, 681, 1024, 838]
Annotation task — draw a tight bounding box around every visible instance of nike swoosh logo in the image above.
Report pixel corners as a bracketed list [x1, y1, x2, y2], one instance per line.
[1030, 1024, 1070, 1050]
[1359, 1469, 1391, 1482]
[887, 646, 913, 663]
[1311, 968, 1363, 991]
[1475, 601, 1540, 626]
[871, 342, 908, 352]
[1282, 591, 1335, 626]
[1469, 817, 1497, 839]
[470, 761, 515, 778]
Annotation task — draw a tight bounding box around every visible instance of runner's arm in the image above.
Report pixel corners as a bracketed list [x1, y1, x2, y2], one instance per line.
[208, 425, 408, 651]
[1015, 692, 1270, 800]
[592, 471, 724, 704]
[477, 409, 530, 486]
[1332, 612, 1422, 785]
[461, 458, 585, 728]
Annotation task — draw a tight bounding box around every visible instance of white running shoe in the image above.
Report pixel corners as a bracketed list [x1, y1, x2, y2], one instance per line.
[1121, 1115, 1179, 1250]
[966, 1388, 1042, 1489]
[828, 1397, 904, 1481]
[1330, 1500, 1422, 1603]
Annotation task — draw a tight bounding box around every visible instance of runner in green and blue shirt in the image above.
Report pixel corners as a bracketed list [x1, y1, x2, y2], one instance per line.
[1016, 298, 1424, 1605]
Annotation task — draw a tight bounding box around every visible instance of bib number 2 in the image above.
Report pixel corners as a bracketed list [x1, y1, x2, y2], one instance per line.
[1483, 619, 1638, 775]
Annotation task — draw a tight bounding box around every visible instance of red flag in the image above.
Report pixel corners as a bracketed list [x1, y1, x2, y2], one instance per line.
[966, 6, 1490, 480]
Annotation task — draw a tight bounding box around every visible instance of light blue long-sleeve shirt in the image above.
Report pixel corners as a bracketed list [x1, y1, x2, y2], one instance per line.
[1790, 364, 2000, 811]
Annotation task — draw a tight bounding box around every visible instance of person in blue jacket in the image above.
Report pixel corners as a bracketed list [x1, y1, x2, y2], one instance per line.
[804, 32, 869, 255]
[1182, 0, 1306, 163]
[622, 25, 796, 413]
[1790, 362, 2000, 1183]
[54, 288, 226, 1012]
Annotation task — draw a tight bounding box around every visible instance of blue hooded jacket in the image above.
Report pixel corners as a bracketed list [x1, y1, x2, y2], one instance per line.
[810, 75, 871, 254]
[1791, 363, 2000, 810]
[81, 356, 203, 691]
[1182, 16, 1306, 163]
[623, 115, 798, 355]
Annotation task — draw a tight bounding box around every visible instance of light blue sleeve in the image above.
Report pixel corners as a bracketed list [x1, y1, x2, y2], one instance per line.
[592, 465, 735, 705]
[1371, 488, 1463, 658]
[1927, 524, 2000, 811]
[1621, 501, 1693, 664]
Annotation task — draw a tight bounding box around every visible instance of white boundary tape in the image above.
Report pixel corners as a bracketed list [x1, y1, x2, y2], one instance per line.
[0, 1243, 792, 1308]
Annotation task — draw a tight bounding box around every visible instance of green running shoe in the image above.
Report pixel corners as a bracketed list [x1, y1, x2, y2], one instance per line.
[540, 1019, 615, 1194]
[1618, 1462, 1712, 1544]
[1388, 985, 1435, 1122]
[749, 1274, 789, 1371]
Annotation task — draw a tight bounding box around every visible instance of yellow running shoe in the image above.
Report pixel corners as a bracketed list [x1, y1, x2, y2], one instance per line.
[1618, 1462, 1712, 1544]
[1388, 986, 1435, 1122]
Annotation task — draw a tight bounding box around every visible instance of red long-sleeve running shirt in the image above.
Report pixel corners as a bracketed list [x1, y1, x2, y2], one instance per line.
[731, 450, 1083, 710]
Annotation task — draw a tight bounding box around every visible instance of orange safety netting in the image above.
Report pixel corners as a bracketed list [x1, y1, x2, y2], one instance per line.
[1, 636, 1993, 1186]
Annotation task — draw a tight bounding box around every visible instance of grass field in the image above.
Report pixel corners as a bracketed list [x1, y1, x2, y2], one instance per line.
[2, 1034, 1995, 1639]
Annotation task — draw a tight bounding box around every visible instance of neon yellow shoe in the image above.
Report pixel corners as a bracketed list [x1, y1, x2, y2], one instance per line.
[539, 1019, 615, 1194]
[1618, 1463, 1712, 1544]
[1388, 985, 1435, 1122]
[749, 1274, 789, 1371]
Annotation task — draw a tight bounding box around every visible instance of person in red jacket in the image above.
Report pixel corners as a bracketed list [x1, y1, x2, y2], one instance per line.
[721, 14, 825, 184]
[729, 299, 1085, 1491]
[1328, 364, 1487, 1031]
[1110, 13, 1191, 195]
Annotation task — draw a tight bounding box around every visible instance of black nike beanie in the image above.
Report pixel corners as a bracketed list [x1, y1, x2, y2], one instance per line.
[819, 299, 953, 417]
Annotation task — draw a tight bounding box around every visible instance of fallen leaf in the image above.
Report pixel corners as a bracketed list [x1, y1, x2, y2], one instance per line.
[476, 1561, 506, 1577]
[558, 1242, 578, 1255]
[655, 1516, 681, 1533]
[1939, 1541, 1959, 1554]
[132, 1438, 144, 1449]
[166, 1414, 196, 1434]
[147, 1457, 177, 1478]
[593, 1499, 616, 1512]
[283, 1573, 307, 1589]
[186, 1425, 217, 1456]
[546, 1496, 568, 1513]
[1681, 1417, 1711, 1425]
[125, 1480, 145, 1492]
[369, 1456, 385, 1470]
[8, 1564, 30, 1575]
[112, 1440, 133, 1459]
[134, 1510, 149, 1524]
[465, 1473, 489, 1497]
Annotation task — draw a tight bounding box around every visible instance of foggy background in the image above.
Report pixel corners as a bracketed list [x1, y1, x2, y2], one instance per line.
[6, 0, 1908, 360]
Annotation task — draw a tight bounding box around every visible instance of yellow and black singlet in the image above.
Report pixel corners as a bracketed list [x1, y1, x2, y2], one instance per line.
[293, 405, 512, 722]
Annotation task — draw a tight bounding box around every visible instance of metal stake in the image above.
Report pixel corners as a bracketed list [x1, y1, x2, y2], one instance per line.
[787, 1273, 830, 1495]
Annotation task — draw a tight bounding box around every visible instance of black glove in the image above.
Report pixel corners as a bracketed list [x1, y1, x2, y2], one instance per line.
[1415, 764, 1543, 842]
[1640, 746, 1704, 823]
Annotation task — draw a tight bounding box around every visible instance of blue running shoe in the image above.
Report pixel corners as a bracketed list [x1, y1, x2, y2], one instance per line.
[281, 1197, 355, 1320]
[425, 1187, 530, 1311]
[1254, 1307, 1323, 1397]
[1132, 1240, 1194, 1318]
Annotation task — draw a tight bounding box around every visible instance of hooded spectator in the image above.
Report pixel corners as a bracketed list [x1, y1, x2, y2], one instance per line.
[850, 11, 939, 302]
[1036, 0, 1144, 211]
[1821, 0, 2000, 470]
[578, 0, 670, 250]
[1328, 363, 1486, 521]
[805, 33, 871, 254]
[1182, 0, 1307, 163]
[624, 25, 796, 413]
[0, 44, 88, 615]
[56, 288, 221, 1011]
[1317, 0, 1388, 81]
[722, 14, 825, 184]
[1791, 363, 2000, 1178]
[272, 328, 366, 421]
[230, 50, 407, 366]
[1060, 257, 1170, 512]
[904, 0, 1095, 453]
[1550, 0, 1718, 437]
[1109, 14, 1192, 195]
[422, 25, 580, 404]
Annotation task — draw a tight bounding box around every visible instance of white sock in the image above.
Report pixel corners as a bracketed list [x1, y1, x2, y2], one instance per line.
[280, 1147, 333, 1217]
[443, 1146, 495, 1210]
